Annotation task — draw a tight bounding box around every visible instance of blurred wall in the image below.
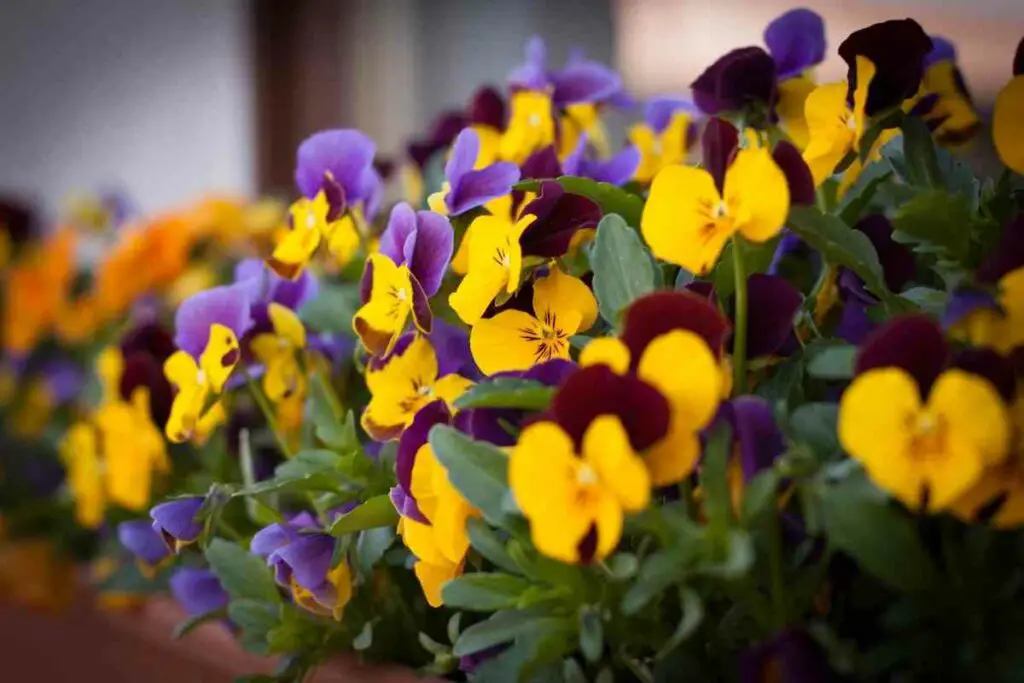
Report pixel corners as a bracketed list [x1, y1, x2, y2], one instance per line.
[0, 0, 254, 218]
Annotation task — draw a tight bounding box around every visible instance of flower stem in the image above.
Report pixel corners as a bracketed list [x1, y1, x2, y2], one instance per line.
[768, 509, 787, 629]
[731, 237, 749, 395]
[242, 367, 294, 459]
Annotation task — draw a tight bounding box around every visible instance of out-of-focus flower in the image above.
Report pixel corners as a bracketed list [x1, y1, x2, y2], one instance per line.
[117, 519, 172, 574]
[993, 37, 1024, 174]
[629, 98, 700, 184]
[427, 129, 520, 217]
[169, 567, 229, 618]
[765, 8, 826, 149]
[508, 36, 624, 108]
[914, 36, 981, 146]
[692, 47, 778, 116]
[739, 628, 833, 683]
[562, 133, 641, 187]
[150, 496, 205, 552]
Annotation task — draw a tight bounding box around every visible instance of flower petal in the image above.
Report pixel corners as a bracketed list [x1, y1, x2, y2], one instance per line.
[764, 8, 826, 80]
[295, 129, 377, 204]
[622, 290, 732, 363]
[584, 415, 650, 512]
[740, 274, 803, 358]
[854, 315, 948, 394]
[838, 19, 933, 115]
[994, 76, 1024, 175]
[642, 165, 728, 274]
[449, 163, 521, 217]
[772, 140, 815, 206]
[724, 147, 791, 243]
[532, 268, 597, 334]
[174, 283, 254, 360]
[931, 369, 1011, 468]
[470, 310, 549, 376]
[519, 182, 602, 258]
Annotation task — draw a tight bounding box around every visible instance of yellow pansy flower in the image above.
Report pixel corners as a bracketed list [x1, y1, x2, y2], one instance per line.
[499, 91, 556, 164]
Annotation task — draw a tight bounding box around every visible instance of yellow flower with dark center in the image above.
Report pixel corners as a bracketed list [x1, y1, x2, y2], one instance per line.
[839, 368, 1010, 510]
[268, 190, 360, 280]
[353, 253, 423, 358]
[449, 212, 537, 325]
[469, 268, 597, 375]
[641, 145, 789, 275]
[510, 415, 651, 564]
[361, 335, 473, 441]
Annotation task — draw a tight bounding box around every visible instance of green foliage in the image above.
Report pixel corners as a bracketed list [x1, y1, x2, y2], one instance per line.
[428, 424, 511, 525]
[206, 539, 281, 603]
[590, 213, 658, 326]
[515, 176, 644, 228]
[454, 378, 556, 411]
[328, 494, 398, 536]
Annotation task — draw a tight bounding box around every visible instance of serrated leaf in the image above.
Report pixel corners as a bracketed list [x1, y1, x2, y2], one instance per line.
[206, 539, 280, 603]
[454, 378, 555, 411]
[329, 494, 399, 536]
[515, 176, 644, 228]
[442, 573, 535, 611]
[891, 189, 972, 261]
[590, 213, 657, 326]
[428, 425, 510, 525]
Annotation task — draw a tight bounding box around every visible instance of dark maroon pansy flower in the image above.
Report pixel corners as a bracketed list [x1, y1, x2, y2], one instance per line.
[772, 140, 815, 206]
[702, 117, 740, 193]
[406, 112, 468, 170]
[739, 628, 833, 683]
[1013, 36, 1024, 76]
[691, 47, 778, 116]
[119, 322, 177, 427]
[0, 197, 37, 246]
[549, 364, 670, 452]
[521, 146, 563, 181]
[838, 19, 933, 116]
[621, 290, 732, 366]
[976, 212, 1024, 285]
[737, 274, 803, 359]
[854, 315, 948, 394]
[518, 181, 602, 258]
[468, 86, 506, 130]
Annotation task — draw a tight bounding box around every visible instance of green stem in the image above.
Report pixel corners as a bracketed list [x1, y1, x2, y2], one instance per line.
[731, 237, 749, 395]
[768, 510, 787, 629]
[314, 367, 345, 419]
[242, 366, 294, 459]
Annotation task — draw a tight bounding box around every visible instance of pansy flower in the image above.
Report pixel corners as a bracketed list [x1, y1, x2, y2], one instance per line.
[392, 401, 481, 607]
[361, 333, 473, 441]
[251, 513, 353, 619]
[993, 37, 1024, 174]
[739, 628, 833, 683]
[721, 396, 787, 513]
[642, 118, 790, 275]
[734, 274, 804, 360]
[150, 496, 205, 552]
[426, 128, 520, 217]
[508, 36, 624, 109]
[838, 315, 1011, 510]
[691, 46, 778, 117]
[470, 268, 597, 375]
[558, 133, 641, 187]
[164, 282, 253, 443]
[914, 36, 982, 146]
[629, 98, 701, 184]
[169, 567, 229, 619]
[765, 8, 826, 149]
[119, 322, 177, 428]
[837, 19, 933, 117]
[499, 90, 558, 165]
[249, 303, 309, 403]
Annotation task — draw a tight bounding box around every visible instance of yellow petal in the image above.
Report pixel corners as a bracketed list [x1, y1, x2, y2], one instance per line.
[325, 215, 361, 268]
[628, 123, 659, 184]
[361, 335, 438, 439]
[198, 323, 241, 393]
[851, 56, 877, 140]
[263, 353, 306, 403]
[533, 268, 597, 333]
[579, 337, 631, 375]
[995, 267, 1024, 353]
[802, 82, 855, 186]
[929, 370, 1010, 467]
[470, 310, 554, 376]
[994, 76, 1024, 174]
[660, 111, 692, 168]
[592, 491, 624, 562]
[642, 165, 730, 275]
[414, 558, 462, 608]
[268, 302, 307, 349]
[724, 147, 790, 243]
[450, 223, 473, 275]
[449, 262, 507, 326]
[410, 444, 441, 521]
[427, 183, 450, 215]
[248, 332, 281, 365]
[499, 91, 556, 164]
[433, 373, 474, 408]
[353, 254, 413, 356]
[61, 423, 105, 529]
[96, 346, 125, 405]
[400, 516, 445, 566]
[583, 416, 651, 512]
[777, 75, 816, 150]
[165, 382, 209, 444]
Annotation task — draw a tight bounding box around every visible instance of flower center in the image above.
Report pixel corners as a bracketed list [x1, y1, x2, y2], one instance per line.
[196, 369, 207, 385]
[528, 113, 541, 127]
[576, 462, 598, 487]
[713, 201, 728, 219]
[907, 410, 949, 461]
[305, 212, 317, 230]
[396, 288, 408, 302]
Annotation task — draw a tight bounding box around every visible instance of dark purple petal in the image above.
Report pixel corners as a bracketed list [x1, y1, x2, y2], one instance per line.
[836, 300, 876, 345]
[430, 319, 476, 378]
[550, 365, 671, 452]
[276, 533, 335, 591]
[508, 36, 549, 92]
[644, 97, 699, 133]
[150, 497, 205, 547]
[42, 359, 84, 404]
[408, 212, 453, 297]
[773, 140, 815, 206]
[120, 322, 177, 362]
[580, 146, 642, 187]
[521, 358, 577, 386]
[0, 197, 37, 245]
[740, 274, 803, 358]
[396, 400, 452, 498]
[924, 35, 957, 68]
[550, 60, 623, 107]
[768, 231, 807, 275]
[174, 283, 254, 359]
[444, 128, 479, 189]
[121, 352, 173, 427]
[169, 568, 229, 618]
[726, 396, 785, 479]
[854, 315, 948, 394]
[295, 129, 377, 205]
[976, 213, 1024, 284]
[407, 112, 467, 169]
[854, 214, 915, 293]
[469, 87, 506, 129]
[702, 118, 740, 194]
[942, 287, 999, 330]
[449, 163, 521, 217]
[390, 486, 428, 524]
[462, 408, 519, 447]
[837, 268, 874, 306]
[691, 47, 778, 116]
[519, 181, 602, 258]
[359, 258, 374, 305]
[308, 333, 356, 367]
[740, 629, 832, 683]
[622, 290, 732, 363]
[118, 520, 171, 567]
[251, 522, 299, 560]
[838, 19, 933, 115]
[521, 146, 563, 181]
[951, 347, 1017, 402]
[764, 8, 826, 80]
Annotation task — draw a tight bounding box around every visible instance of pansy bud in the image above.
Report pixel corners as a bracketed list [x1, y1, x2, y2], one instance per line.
[150, 496, 205, 552]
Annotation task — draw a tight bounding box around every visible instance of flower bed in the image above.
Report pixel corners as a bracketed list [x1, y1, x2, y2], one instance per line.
[3, 8, 1024, 683]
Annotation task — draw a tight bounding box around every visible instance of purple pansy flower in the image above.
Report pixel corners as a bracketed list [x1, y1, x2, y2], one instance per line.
[739, 628, 832, 683]
[169, 567, 229, 618]
[691, 47, 778, 116]
[732, 274, 803, 359]
[562, 133, 641, 187]
[439, 129, 520, 216]
[430, 318, 478, 379]
[645, 97, 700, 134]
[764, 8, 826, 81]
[509, 36, 624, 107]
[150, 496, 205, 551]
[725, 396, 786, 481]
[235, 258, 319, 315]
[41, 359, 84, 405]
[377, 202, 454, 297]
[252, 515, 346, 612]
[173, 282, 255, 360]
[295, 129, 384, 220]
[251, 511, 321, 586]
[118, 519, 171, 568]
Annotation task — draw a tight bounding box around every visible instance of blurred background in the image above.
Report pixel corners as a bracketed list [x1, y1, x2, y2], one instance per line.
[1, 0, 1021, 220]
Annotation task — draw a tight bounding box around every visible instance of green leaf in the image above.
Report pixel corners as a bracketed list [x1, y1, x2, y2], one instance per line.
[699, 422, 733, 539]
[858, 108, 904, 162]
[309, 375, 359, 452]
[172, 608, 227, 640]
[228, 599, 280, 654]
[578, 606, 604, 663]
[789, 402, 840, 457]
[891, 189, 972, 260]
[206, 539, 280, 603]
[442, 573, 535, 611]
[355, 526, 396, 575]
[515, 176, 644, 228]
[818, 473, 938, 592]
[590, 213, 657, 327]
[740, 471, 779, 526]
[454, 378, 556, 411]
[656, 588, 704, 660]
[900, 115, 942, 188]
[428, 425, 510, 525]
[839, 165, 893, 225]
[712, 236, 781, 300]
[352, 621, 374, 651]
[700, 529, 755, 580]
[899, 287, 946, 317]
[621, 548, 688, 616]
[329, 494, 399, 536]
[467, 517, 521, 574]
[298, 282, 360, 336]
[806, 344, 856, 380]
[605, 553, 639, 581]
[453, 607, 565, 657]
